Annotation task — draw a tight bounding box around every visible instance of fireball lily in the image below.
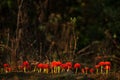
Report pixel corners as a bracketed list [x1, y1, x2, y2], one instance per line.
[56, 61, 62, 73]
[85, 67, 89, 74]
[99, 61, 105, 74]
[3, 63, 10, 73]
[60, 63, 67, 72]
[23, 61, 29, 72]
[74, 63, 81, 74]
[81, 68, 85, 74]
[95, 64, 100, 74]
[51, 61, 57, 73]
[105, 65, 110, 74]
[89, 68, 94, 74]
[43, 64, 49, 73]
[6, 67, 12, 72]
[104, 61, 111, 66]
[66, 62, 72, 72]
[3, 63, 9, 68]
[19, 65, 24, 71]
[104, 61, 111, 74]
[37, 63, 43, 73]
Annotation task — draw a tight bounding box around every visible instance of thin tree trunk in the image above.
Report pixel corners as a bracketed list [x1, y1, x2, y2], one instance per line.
[10, 0, 23, 71]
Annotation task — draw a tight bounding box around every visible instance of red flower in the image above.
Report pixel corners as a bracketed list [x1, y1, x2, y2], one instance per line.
[7, 67, 12, 72]
[66, 62, 72, 69]
[3, 63, 9, 68]
[43, 64, 49, 69]
[51, 61, 57, 68]
[23, 61, 29, 67]
[99, 61, 105, 66]
[74, 63, 81, 69]
[85, 67, 89, 71]
[89, 68, 94, 73]
[95, 65, 100, 74]
[99, 61, 105, 74]
[104, 61, 111, 66]
[60, 64, 68, 69]
[105, 65, 110, 70]
[37, 63, 43, 69]
[56, 61, 62, 66]
[19, 65, 24, 70]
[81, 68, 85, 74]
[95, 65, 100, 69]
[85, 67, 89, 74]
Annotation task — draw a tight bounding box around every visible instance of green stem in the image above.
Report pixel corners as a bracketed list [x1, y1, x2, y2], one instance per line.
[24, 67, 26, 72]
[96, 69, 98, 74]
[33, 66, 36, 72]
[57, 66, 60, 73]
[67, 67, 70, 72]
[51, 68, 53, 74]
[43, 68, 46, 73]
[106, 69, 108, 74]
[54, 67, 56, 73]
[75, 68, 78, 74]
[40, 68, 42, 73]
[101, 66, 103, 74]
[38, 68, 41, 73]
[5, 69, 8, 73]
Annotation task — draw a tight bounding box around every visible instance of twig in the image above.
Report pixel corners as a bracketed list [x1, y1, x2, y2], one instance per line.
[78, 51, 94, 57]
[76, 41, 100, 54]
[16, 0, 23, 34]
[0, 44, 13, 52]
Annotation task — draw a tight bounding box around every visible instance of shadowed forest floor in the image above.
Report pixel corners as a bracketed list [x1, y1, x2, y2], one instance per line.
[0, 72, 120, 80]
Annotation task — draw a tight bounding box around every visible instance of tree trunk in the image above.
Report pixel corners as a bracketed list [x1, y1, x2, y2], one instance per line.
[10, 51, 17, 71]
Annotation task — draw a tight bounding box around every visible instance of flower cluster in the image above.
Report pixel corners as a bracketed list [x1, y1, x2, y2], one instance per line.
[2, 61, 111, 74]
[95, 61, 111, 74]
[3, 63, 12, 73]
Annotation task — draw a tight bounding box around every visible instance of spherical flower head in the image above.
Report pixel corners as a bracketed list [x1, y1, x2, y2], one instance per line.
[19, 65, 24, 70]
[105, 65, 110, 70]
[66, 62, 72, 69]
[51, 61, 57, 68]
[81, 68, 85, 73]
[89, 68, 94, 73]
[23, 61, 29, 67]
[99, 61, 105, 66]
[74, 63, 81, 69]
[43, 64, 49, 69]
[7, 67, 12, 72]
[95, 64, 100, 69]
[37, 63, 43, 68]
[3, 63, 9, 68]
[104, 61, 111, 66]
[56, 61, 62, 66]
[85, 67, 89, 70]
[60, 64, 68, 69]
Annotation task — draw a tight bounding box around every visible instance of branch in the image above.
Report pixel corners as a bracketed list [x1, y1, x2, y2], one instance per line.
[0, 44, 13, 52]
[16, 0, 23, 34]
[78, 51, 94, 57]
[76, 41, 100, 54]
